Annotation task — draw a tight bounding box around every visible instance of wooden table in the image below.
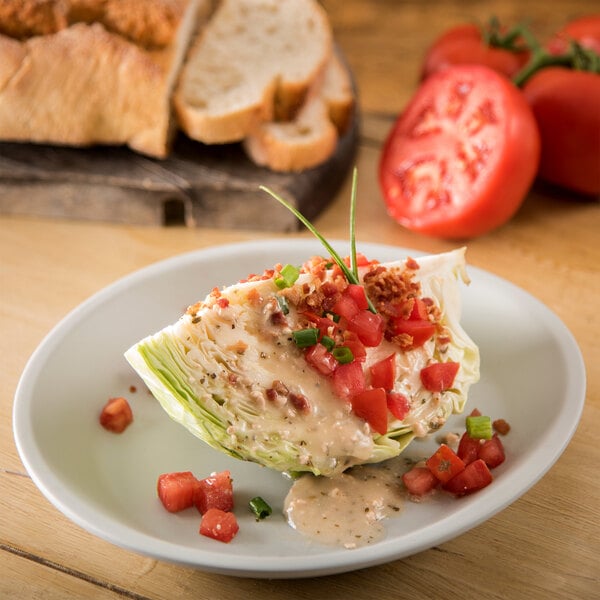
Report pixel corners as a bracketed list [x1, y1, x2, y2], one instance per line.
[1, 1, 598, 598]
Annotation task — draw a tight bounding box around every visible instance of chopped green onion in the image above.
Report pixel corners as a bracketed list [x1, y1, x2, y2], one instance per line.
[292, 327, 319, 348]
[466, 415, 493, 440]
[276, 295, 289, 315]
[332, 346, 354, 364]
[274, 264, 299, 289]
[249, 496, 272, 520]
[321, 335, 335, 351]
[260, 181, 376, 313]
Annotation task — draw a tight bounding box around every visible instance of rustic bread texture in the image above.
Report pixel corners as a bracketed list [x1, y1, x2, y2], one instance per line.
[243, 51, 354, 172]
[174, 0, 333, 144]
[0, 0, 205, 157]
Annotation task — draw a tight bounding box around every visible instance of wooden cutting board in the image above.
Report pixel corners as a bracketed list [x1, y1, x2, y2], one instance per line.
[0, 115, 359, 232]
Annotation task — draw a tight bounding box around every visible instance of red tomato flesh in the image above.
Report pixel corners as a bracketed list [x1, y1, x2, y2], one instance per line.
[386, 392, 410, 421]
[348, 311, 385, 347]
[426, 444, 466, 483]
[379, 64, 540, 238]
[332, 361, 366, 398]
[443, 459, 493, 496]
[157, 471, 200, 513]
[305, 343, 338, 375]
[402, 466, 439, 496]
[420, 361, 460, 392]
[99, 396, 133, 433]
[457, 431, 482, 465]
[369, 353, 396, 390]
[332, 294, 359, 321]
[194, 470, 234, 515]
[345, 284, 370, 310]
[350, 388, 389, 435]
[390, 317, 436, 348]
[199, 508, 239, 543]
[478, 434, 506, 468]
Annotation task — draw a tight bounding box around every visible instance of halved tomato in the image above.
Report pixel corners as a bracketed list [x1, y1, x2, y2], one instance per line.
[379, 64, 540, 238]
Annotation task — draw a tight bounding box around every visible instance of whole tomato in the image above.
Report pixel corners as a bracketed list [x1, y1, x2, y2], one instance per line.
[547, 14, 600, 55]
[522, 67, 600, 197]
[421, 22, 530, 81]
[379, 64, 541, 239]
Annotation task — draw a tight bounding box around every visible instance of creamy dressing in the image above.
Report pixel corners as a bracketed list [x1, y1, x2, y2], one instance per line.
[284, 457, 407, 549]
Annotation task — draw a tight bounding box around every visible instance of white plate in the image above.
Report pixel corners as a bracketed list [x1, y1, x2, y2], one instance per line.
[13, 240, 586, 578]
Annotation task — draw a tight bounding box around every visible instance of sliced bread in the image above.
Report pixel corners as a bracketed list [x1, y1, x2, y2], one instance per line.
[243, 51, 355, 172]
[0, 0, 206, 158]
[174, 0, 333, 144]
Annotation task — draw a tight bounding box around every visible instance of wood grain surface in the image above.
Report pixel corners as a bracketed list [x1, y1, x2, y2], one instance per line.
[1, 1, 598, 599]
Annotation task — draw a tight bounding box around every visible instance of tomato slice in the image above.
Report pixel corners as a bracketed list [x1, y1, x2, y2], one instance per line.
[390, 317, 436, 348]
[386, 392, 410, 421]
[199, 508, 239, 543]
[332, 361, 366, 398]
[443, 459, 493, 496]
[157, 471, 200, 513]
[402, 466, 439, 496]
[350, 388, 388, 435]
[369, 353, 396, 390]
[305, 343, 337, 375]
[379, 64, 540, 238]
[420, 361, 460, 392]
[426, 444, 466, 483]
[194, 470, 234, 515]
[348, 311, 385, 347]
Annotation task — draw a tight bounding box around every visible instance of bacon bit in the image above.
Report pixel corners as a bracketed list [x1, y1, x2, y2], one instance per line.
[129, 385, 137, 393]
[493, 419, 511, 435]
[270, 311, 287, 326]
[390, 332, 415, 350]
[186, 301, 203, 315]
[405, 257, 420, 270]
[226, 340, 247, 354]
[246, 288, 262, 305]
[363, 265, 420, 315]
[289, 392, 310, 414]
[216, 297, 230, 309]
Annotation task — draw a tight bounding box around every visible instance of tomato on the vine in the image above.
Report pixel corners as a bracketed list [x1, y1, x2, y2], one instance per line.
[547, 14, 600, 55]
[421, 22, 530, 81]
[379, 64, 540, 238]
[522, 68, 600, 196]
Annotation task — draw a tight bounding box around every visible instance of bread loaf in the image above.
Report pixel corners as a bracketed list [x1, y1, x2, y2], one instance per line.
[173, 0, 333, 144]
[243, 51, 354, 172]
[0, 0, 206, 158]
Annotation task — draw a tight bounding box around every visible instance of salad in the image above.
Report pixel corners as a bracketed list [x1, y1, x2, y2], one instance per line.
[125, 179, 480, 478]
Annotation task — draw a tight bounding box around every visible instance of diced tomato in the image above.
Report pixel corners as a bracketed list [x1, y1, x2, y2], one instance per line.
[348, 311, 385, 347]
[302, 312, 339, 339]
[345, 284, 369, 310]
[157, 471, 200, 513]
[409, 298, 430, 320]
[402, 466, 439, 496]
[194, 470, 234, 514]
[420, 362, 460, 392]
[99, 396, 133, 433]
[478, 434, 506, 468]
[343, 335, 366, 362]
[426, 444, 466, 483]
[390, 318, 436, 348]
[457, 431, 482, 465]
[386, 392, 410, 421]
[332, 294, 359, 321]
[350, 388, 388, 435]
[443, 459, 493, 496]
[369, 353, 396, 390]
[199, 508, 239, 543]
[332, 361, 366, 398]
[305, 343, 338, 375]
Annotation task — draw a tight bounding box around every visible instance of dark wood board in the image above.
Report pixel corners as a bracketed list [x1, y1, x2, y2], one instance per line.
[0, 114, 359, 232]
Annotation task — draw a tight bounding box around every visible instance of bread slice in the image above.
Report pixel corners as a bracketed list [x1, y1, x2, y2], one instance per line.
[174, 0, 333, 145]
[0, 0, 206, 158]
[242, 51, 355, 172]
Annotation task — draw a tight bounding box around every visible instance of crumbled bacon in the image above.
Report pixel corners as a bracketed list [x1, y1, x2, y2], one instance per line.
[289, 392, 310, 414]
[363, 265, 420, 316]
[216, 297, 229, 309]
[405, 257, 420, 270]
[493, 419, 511, 435]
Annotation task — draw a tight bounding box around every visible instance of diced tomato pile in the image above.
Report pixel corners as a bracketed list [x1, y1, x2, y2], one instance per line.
[157, 470, 239, 543]
[293, 279, 459, 435]
[402, 410, 508, 498]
